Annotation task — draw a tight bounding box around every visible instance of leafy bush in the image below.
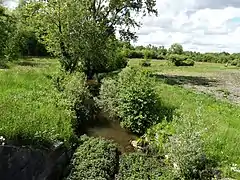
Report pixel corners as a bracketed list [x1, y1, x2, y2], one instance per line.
[167, 54, 194, 66]
[67, 135, 119, 180]
[231, 59, 239, 66]
[143, 120, 175, 154]
[141, 59, 151, 67]
[116, 153, 163, 180]
[181, 59, 195, 66]
[128, 50, 144, 59]
[98, 67, 169, 135]
[114, 50, 129, 70]
[97, 77, 119, 119]
[53, 71, 94, 131]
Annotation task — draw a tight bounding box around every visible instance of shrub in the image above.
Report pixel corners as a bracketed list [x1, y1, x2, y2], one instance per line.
[67, 135, 119, 180]
[143, 120, 175, 154]
[128, 50, 144, 59]
[116, 153, 163, 180]
[231, 59, 239, 66]
[181, 59, 195, 66]
[156, 54, 166, 60]
[141, 59, 151, 67]
[97, 77, 119, 119]
[114, 51, 129, 70]
[237, 62, 240, 67]
[98, 67, 167, 135]
[167, 54, 194, 66]
[53, 71, 94, 131]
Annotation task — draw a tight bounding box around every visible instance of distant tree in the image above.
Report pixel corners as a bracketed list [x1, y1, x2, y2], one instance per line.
[157, 46, 167, 56]
[168, 43, 184, 55]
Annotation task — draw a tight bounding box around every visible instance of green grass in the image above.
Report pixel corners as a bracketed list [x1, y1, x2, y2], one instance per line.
[129, 59, 240, 177]
[129, 59, 240, 75]
[0, 58, 75, 147]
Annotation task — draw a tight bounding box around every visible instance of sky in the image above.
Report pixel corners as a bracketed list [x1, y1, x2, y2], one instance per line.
[135, 0, 240, 53]
[3, 0, 240, 53]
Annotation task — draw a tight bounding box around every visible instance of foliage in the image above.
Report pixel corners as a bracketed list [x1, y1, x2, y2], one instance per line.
[144, 120, 175, 154]
[230, 59, 240, 66]
[0, 58, 76, 147]
[168, 54, 195, 66]
[168, 43, 184, 55]
[128, 59, 240, 178]
[24, 0, 157, 76]
[116, 152, 163, 180]
[53, 71, 93, 131]
[121, 44, 168, 60]
[97, 77, 119, 119]
[164, 114, 220, 180]
[141, 59, 151, 67]
[0, 5, 16, 59]
[67, 135, 119, 180]
[98, 67, 170, 135]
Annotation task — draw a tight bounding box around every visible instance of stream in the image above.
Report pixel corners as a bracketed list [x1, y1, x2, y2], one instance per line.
[86, 112, 137, 153]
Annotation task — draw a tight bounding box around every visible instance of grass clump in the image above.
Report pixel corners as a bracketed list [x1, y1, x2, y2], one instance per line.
[67, 135, 119, 180]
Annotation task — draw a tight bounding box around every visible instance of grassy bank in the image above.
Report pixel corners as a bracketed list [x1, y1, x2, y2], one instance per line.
[0, 58, 75, 147]
[129, 59, 240, 177]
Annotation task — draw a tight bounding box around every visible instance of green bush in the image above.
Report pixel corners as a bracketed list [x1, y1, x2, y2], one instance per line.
[128, 50, 144, 59]
[143, 120, 175, 154]
[181, 59, 195, 66]
[97, 77, 119, 119]
[167, 54, 194, 66]
[141, 59, 151, 67]
[231, 59, 239, 66]
[98, 67, 168, 135]
[116, 153, 163, 180]
[67, 136, 119, 180]
[53, 71, 94, 131]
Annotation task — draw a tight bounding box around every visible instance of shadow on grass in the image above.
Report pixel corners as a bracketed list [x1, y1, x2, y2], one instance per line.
[15, 61, 43, 67]
[0, 60, 9, 69]
[153, 74, 218, 87]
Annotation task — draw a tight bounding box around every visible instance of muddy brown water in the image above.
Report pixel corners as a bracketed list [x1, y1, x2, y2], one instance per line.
[86, 112, 137, 153]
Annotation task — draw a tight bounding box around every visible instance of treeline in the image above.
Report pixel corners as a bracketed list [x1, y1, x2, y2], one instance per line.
[121, 43, 240, 67]
[0, 4, 48, 62]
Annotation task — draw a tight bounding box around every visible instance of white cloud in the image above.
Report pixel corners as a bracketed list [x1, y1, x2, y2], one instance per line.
[135, 0, 240, 53]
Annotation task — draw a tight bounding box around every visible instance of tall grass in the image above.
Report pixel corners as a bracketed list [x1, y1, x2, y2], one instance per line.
[0, 58, 75, 147]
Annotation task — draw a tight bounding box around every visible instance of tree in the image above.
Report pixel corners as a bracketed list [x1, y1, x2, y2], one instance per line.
[168, 43, 183, 55]
[27, 0, 157, 78]
[0, 4, 16, 60]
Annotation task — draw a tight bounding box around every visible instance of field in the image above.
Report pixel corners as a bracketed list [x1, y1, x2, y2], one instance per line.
[1, 58, 240, 178]
[0, 58, 75, 147]
[130, 59, 240, 173]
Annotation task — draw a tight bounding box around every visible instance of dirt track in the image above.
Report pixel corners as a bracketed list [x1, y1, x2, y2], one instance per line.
[158, 69, 240, 105]
[183, 70, 240, 105]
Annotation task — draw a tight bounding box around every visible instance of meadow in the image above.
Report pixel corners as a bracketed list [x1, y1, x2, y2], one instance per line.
[130, 59, 240, 175]
[1, 58, 240, 178]
[0, 58, 75, 147]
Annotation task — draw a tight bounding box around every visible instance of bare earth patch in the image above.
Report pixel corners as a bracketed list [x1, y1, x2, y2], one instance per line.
[156, 70, 240, 105]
